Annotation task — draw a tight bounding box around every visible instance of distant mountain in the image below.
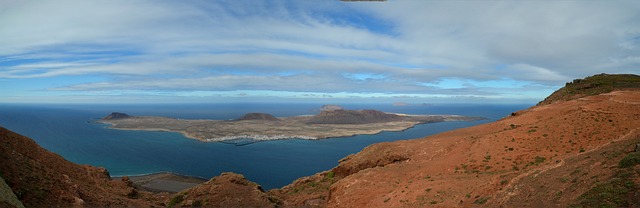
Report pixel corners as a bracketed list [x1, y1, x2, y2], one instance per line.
[319, 105, 344, 111]
[538, 73, 640, 105]
[102, 112, 131, 120]
[236, 113, 279, 121]
[307, 109, 402, 124]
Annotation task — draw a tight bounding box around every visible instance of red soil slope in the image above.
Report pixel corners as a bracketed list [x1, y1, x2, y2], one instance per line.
[271, 90, 640, 207]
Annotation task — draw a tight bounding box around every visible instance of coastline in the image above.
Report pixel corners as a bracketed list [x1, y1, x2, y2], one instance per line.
[96, 114, 484, 143]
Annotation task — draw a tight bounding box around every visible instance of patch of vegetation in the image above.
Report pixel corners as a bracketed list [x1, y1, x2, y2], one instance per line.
[473, 197, 490, 205]
[192, 200, 202, 207]
[326, 171, 335, 179]
[534, 156, 546, 164]
[168, 192, 186, 207]
[571, 169, 582, 175]
[571, 170, 637, 208]
[483, 155, 491, 162]
[538, 74, 640, 105]
[572, 151, 640, 207]
[619, 152, 640, 168]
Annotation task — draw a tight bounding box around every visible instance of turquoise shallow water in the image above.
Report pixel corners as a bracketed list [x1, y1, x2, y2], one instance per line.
[0, 103, 530, 189]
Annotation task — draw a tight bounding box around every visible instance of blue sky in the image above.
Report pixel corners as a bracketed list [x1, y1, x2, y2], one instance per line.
[1, 0, 639, 104]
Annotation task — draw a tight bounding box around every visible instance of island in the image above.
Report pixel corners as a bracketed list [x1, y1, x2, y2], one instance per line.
[97, 107, 483, 143]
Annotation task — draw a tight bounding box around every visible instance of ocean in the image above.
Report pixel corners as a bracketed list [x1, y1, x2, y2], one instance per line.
[0, 103, 531, 189]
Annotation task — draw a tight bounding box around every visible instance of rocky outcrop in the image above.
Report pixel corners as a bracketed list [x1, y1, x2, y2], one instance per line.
[332, 142, 410, 177]
[0, 126, 160, 207]
[307, 109, 402, 124]
[236, 113, 279, 121]
[102, 112, 131, 120]
[0, 176, 24, 208]
[166, 172, 278, 207]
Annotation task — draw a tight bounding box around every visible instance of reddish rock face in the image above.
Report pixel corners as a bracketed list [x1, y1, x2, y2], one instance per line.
[0, 126, 162, 207]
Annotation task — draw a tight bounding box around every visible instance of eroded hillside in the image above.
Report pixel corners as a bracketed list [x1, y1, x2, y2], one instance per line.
[270, 90, 640, 207]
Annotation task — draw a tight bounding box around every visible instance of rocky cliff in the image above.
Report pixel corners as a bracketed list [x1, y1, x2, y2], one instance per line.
[0, 126, 161, 207]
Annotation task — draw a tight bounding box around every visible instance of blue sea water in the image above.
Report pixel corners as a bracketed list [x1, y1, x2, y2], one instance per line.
[0, 103, 531, 189]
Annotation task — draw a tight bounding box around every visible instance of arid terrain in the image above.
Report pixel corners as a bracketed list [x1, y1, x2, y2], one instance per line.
[1, 74, 640, 207]
[98, 109, 481, 142]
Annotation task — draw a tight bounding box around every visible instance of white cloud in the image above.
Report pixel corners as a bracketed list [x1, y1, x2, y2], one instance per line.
[506, 64, 569, 82]
[1, 0, 639, 102]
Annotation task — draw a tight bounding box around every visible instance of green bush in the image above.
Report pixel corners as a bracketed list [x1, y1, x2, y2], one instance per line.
[167, 193, 185, 207]
[326, 171, 334, 179]
[619, 152, 640, 168]
[572, 171, 636, 208]
[192, 200, 202, 207]
[473, 197, 490, 205]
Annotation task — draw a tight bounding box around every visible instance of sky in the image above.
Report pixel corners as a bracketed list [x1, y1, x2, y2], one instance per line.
[1, 0, 639, 104]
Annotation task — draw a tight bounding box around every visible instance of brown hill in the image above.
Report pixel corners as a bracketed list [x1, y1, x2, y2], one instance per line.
[307, 109, 402, 124]
[102, 112, 132, 120]
[236, 112, 279, 121]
